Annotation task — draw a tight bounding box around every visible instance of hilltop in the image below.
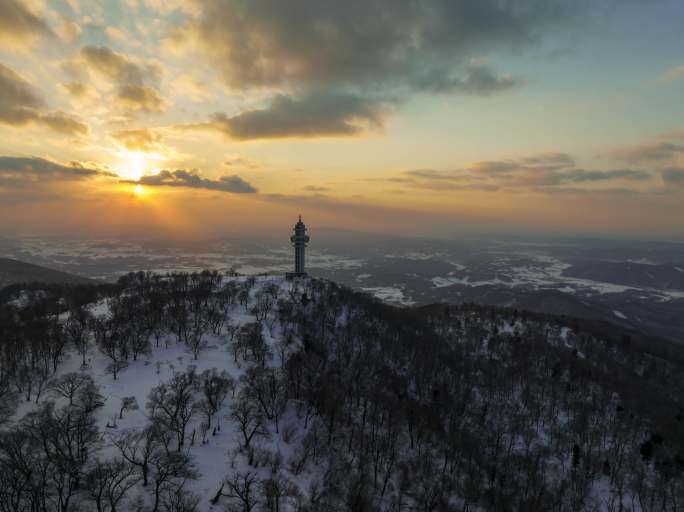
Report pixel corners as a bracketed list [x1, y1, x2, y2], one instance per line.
[0, 257, 94, 289]
[0, 272, 683, 511]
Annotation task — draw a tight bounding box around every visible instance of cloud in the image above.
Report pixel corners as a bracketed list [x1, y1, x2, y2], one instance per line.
[0, 62, 42, 110]
[78, 46, 165, 115]
[176, 0, 583, 91]
[464, 152, 575, 176]
[114, 85, 166, 113]
[81, 45, 148, 85]
[607, 142, 684, 163]
[559, 169, 651, 183]
[0, 0, 54, 48]
[56, 20, 82, 43]
[171, 73, 212, 102]
[0, 63, 88, 135]
[405, 169, 477, 181]
[112, 128, 162, 152]
[662, 167, 684, 186]
[38, 111, 90, 136]
[0, 155, 113, 188]
[413, 63, 519, 94]
[660, 128, 684, 141]
[126, 169, 257, 193]
[188, 91, 386, 140]
[468, 161, 525, 175]
[224, 155, 259, 169]
[303, 185, 330, 193]
[397, 152, 654, 192]
[520, 152, 576, 166]
[62, 81, 98, 102]
[105, 26, 129, 43]
[659, 64, 684, 82]
[169, 0, 592, 137]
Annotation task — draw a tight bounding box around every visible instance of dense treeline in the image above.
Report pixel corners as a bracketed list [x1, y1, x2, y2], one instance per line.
[0, 272, 683, 511]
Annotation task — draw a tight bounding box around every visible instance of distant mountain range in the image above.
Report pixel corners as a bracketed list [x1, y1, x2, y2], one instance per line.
[0, 257, 93, 289]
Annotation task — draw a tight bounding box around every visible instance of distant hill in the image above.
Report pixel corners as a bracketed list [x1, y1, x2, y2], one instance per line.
[0, 257, 94, 289]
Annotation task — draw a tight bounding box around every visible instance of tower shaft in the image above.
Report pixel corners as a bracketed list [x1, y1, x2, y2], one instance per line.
[288, 215, 310, 278]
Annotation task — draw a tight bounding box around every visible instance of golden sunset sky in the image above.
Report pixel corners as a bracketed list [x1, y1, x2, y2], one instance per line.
[1, 0, 683, 239]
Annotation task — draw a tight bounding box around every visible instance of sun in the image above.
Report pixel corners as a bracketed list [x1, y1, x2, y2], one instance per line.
[134, 184, 145, 196]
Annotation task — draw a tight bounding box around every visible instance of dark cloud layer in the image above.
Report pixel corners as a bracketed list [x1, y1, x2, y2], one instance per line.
[180, 0, 581, 91]
[176, 0, 589, 139]
[194, 91, 385, 140]
[399, 152, 655, 193]
[0, 63, 87, 135]
[112, 128, 162, 152]
[128, 169, 257, 193]
[609, 142, 684, 163]
[0, 0, 54, 47]
[560, 169, 651, 183]
[0, 155, 111, 188]
[114, 85, 166, 113]
[80, 45, 165, 114]
[81, 45, 155, 85]
[62, 82, 95, 100]
[662, 167, 684, 185]
[413, 63, 519, 94]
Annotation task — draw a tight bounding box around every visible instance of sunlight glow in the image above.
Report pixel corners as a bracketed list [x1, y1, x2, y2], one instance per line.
[130, 152, 145, 181]
[116, 151, 148, 181]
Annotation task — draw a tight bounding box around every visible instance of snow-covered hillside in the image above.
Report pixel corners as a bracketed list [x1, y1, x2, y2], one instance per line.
[27, 277, 311, 503]
[1, 272, 683, 511]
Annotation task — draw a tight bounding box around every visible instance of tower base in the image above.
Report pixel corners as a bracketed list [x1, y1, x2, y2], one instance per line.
[286, 272, 308, 280]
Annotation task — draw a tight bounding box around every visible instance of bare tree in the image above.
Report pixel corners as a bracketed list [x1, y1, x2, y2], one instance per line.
[198, 369, 234, 429]
[147, 370, 198, 451]
[112, 425, 163, 487]
[119, 396, 139, 419]
[212, 471, 258, 512]
[149, 451, 197, 512]
[186, 321, 208, 360]
[95, 317, 127, 380]
[160, 482, 200, 512]
[48, 372, 93, 406]
[85, 457, 140, 512]
[262, 472, 296, 512]
[242, 367, 286, 433]
[230, 394, 267, 453]
[76, 378, 105, 414]
[65, 307, 92, 367]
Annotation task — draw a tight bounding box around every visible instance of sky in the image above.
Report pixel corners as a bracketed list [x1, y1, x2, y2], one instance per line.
[0, 0, 683, 241]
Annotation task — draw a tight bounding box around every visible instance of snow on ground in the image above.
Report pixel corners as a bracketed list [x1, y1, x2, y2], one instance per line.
[384, 252, 445, 260]
[362, 286, 415, 306]
[432, 276, 512, 288]
[431, 252, 684, 300]
[447, 261, 466, 271]
[7, 276, 322, 510]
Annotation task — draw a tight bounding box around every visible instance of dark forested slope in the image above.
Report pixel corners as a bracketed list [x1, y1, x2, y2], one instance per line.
[0, 257, 93, 289]
[0, 273, 682, 511]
